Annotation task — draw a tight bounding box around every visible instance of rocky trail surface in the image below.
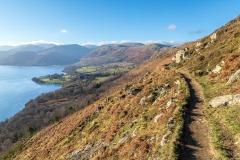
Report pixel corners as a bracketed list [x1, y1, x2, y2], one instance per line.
[180, 71, 214, 160]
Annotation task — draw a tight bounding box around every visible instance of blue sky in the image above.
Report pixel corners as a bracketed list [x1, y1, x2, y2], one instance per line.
[0, 0, 239, 46]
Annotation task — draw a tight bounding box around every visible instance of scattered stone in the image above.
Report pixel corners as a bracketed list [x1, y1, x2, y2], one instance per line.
[66, 140, 105, 159]
[195, 42, 202, 47]
[160, 131, 172, 146]
[227, 69, 240, 84]
[139, 96, 146, 105]
[166, 99, 172, 108]
[147, 137, 155, 142]
[118, 136, 128, 144]
[131, 126, 139, 137]
[154, 114, 163, 123]
[167, 117, 175, 129]
[212, 64, 222, 73]
[210, 33, 217, 42]
[209, 94, 240, 107]
[174, 80, 181, 85]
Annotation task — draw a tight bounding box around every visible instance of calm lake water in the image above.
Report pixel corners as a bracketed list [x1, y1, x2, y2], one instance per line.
[0, 66, 64, 122]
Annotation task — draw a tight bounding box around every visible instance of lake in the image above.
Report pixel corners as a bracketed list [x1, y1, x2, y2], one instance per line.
[0, 66, 64, 122]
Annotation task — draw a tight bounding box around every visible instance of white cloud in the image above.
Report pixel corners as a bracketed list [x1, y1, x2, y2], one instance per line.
[81, 40, 185, 46]
[0, 40, 63, 46]
[81, 41, 118, 46]
[167, 24, 177, 31]
[164, 40, 184, 46]
[120, 40, 131, 43]
[61, 29, 68, 33]
[144, 40, 163, 44]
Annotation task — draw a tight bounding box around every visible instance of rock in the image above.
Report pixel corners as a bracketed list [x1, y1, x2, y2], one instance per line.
[174, 80, 181, 85]
[209, 94, 240, 107]
[118, 136, 128, 144]
[154, 114, 163, 123]
[158, 84, 171, 96]
[195, 42, 202, 47]
[210, 33, 217, 42]
[173, 48, 189, 63]
[167, 117, 175, 129]
[160, 131, 172, 146]
[227, 69, 240, 84]
[139, 96, 146, 105]
[166, 99, 172, 108]
[212, 64, 222, 73]
[66, 140, 105, 159]
[66, 148, 82, 159]
[131, 126, 139, 137]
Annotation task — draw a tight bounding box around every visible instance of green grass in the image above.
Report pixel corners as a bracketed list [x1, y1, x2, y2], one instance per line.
[94, 76, 110, 83]
[39, 75, 71, 84]
[194, 74, 240, 159]
[208, 105, 240, 138]
[209, 119, 230, 159]
[76, 66, 97, 73]
[194, 75, 227, 100]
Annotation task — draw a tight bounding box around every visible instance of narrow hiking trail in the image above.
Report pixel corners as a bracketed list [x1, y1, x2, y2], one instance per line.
[180, 71, 214, 160]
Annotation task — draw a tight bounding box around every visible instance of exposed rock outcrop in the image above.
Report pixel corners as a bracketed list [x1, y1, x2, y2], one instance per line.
[172, 48, 189, 63]
[209, 94, 240, 107]
[66, 140, 106, 160]
[153, 114, 163, 123]
[227, 69, 240, 84]
[139, 96, 146, 105]
[212, 64, 222, 73]
[160, 131, 172, 146]
[210, 33, 217, 42]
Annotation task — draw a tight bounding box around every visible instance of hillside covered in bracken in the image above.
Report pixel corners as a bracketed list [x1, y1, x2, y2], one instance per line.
[0, 43, 172, 158]
[1, 14, 239, 160]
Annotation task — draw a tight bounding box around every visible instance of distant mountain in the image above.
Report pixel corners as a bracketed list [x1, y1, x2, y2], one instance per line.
[0, 45, 16, 51]
[69, 43, 171, 68]
[0, 44, 55, 61]
[120, 42, 144, 47]
[0, 44, 91, 66]
[83, 44, 98, 49]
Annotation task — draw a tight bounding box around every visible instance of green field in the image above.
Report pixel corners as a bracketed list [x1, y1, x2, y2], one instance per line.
[76, 62, 135, 74]
[38, 75, 71, 84]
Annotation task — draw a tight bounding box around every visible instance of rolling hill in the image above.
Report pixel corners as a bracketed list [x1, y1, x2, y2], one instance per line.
[0, 44, 91, 66]
[65, 43, 171, 73]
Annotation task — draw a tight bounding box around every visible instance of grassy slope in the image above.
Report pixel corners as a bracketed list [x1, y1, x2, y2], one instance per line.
[176, 15, 240, 159]
[7, 53, 190, 159]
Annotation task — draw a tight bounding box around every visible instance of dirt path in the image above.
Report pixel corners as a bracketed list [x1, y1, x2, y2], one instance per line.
[180, 71, 213, 160]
